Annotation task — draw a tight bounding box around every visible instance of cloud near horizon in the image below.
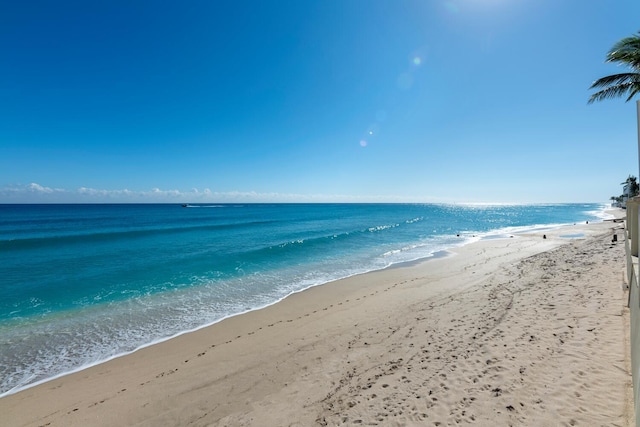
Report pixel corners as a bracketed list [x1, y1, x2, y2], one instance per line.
[0, 183, 427, 204]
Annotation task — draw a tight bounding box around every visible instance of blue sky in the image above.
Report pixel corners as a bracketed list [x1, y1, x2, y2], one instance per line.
[1, 0, 639, 203]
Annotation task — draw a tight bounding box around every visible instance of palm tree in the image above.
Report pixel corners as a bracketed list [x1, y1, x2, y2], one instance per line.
[588, 31, 640, 103]
[623, 175, 640, 197]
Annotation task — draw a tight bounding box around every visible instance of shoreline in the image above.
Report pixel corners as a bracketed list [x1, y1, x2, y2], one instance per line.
[1, 211, 632, 426]
[0, 246, 454, 400]
[0, 214, 611, 399]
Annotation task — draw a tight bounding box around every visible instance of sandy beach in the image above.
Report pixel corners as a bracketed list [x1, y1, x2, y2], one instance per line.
[1, 215, 633, 426]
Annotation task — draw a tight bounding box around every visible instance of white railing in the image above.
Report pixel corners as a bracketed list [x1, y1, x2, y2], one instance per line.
[626, 199, 640, 426]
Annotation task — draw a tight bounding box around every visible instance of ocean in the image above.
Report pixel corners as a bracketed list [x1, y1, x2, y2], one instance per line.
[0, 203, 611, 396]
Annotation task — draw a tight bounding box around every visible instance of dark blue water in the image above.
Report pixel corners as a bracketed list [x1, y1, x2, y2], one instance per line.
[0, 203, 609, 396]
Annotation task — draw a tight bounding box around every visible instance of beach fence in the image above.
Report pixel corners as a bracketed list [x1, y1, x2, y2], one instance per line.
[626, 100, 640, 427]
[626, 198, 640, 426]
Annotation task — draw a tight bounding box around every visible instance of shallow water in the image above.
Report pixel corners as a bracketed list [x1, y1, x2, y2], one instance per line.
[0, 202, 610, 395]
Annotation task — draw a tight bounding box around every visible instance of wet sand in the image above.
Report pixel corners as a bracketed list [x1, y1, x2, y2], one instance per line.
[1, 215, 633, 426]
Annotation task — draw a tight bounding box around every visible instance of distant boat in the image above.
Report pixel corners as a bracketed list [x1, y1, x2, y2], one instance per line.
[181, 204, 189, 208]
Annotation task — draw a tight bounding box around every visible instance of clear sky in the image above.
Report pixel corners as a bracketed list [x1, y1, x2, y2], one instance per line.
[1, 0, 639, 204]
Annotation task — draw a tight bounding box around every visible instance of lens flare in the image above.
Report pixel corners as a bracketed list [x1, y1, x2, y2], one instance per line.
[367, 123, 379, 136]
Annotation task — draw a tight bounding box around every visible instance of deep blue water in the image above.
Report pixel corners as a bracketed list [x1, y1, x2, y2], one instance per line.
[0, 203, 610, 396]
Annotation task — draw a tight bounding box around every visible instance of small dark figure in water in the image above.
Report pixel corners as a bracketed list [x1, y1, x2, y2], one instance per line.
[543, 234, 547, 239]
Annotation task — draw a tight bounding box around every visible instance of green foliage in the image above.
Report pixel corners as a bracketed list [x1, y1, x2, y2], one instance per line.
[625, 175, 640, 196]
[589, 32, 640, 103]
[612, 175, 640, 203]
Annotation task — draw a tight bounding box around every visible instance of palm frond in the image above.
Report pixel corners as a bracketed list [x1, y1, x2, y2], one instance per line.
[607, 33, 640, 69]
[589, 31, 640, 103]
[589, 73, 639, 89]
[627, 85, 640, 102]
[607, 32, 640, 64]
[588, 83, 637, 104]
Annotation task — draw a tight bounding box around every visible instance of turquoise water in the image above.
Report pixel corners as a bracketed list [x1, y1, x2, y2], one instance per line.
[0, 203, 610, 396]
